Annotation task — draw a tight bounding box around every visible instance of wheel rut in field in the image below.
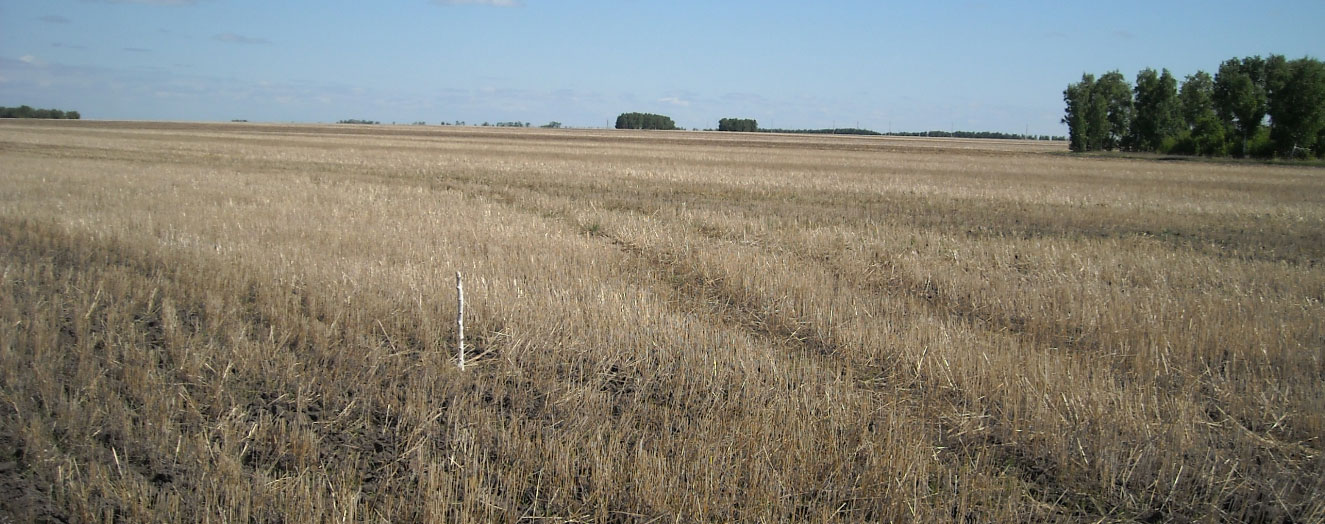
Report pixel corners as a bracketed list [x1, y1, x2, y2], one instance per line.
[435, 178, 1268, 521]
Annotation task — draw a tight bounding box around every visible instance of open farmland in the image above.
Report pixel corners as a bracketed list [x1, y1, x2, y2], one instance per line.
[1, 120, 1322, 522]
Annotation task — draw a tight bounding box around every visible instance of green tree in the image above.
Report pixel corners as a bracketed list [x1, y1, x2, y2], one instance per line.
[1179, 71, 1216, 129]
[1318, 126, 1325, 158]
[0, 105, 80, 119]
[615, 112, 677, 130]
[1266, 56, 1325, 157]
[1214, 56, 1269, 156]
[1176, 70, 1225, 155]
[1191, 114, 1227, 156]
[1129, 68, 1181, 151]
[1096, 71, 1133, 151]
[1062, 73, 1095, 151]
[718, 118, 757, 132]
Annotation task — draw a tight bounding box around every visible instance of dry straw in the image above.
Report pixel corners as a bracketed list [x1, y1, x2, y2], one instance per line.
[0, 120, 1321, 522]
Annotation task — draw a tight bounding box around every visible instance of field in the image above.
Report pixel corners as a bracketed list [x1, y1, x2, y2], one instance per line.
[0, 120, 1322, 522]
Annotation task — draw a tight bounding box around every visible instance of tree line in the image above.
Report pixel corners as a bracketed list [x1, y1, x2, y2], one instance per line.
[1063, 55, 1325, 158]
[718, 118, 758, 132]
[758, 127, 880, 136]
[614, 111, 1068, 140]
[615, 112, 677, 130]
[1, 105, 81, 119]
[888, 130, 1065, 140]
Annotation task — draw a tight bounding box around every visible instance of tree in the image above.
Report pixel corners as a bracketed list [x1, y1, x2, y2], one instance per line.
[1266, 56, 1325, 157]
[1175, 71, 1226, 156]
[1, 105, 81, 119]
[1062, 73, 1095, 152]
[1214, 56, 1269, 156]
[540, 121, 562, 129]
[615, 112, 677, 130]
[1063, 72, 1126, 152]
[1179, 71, 1216, 129]
[1190, 113, 1227, 156]
[718, 118, 758, 132]
[1318, 125, 1325, 158]
[1066, 56, 1325, 159]
[1095, 71, 1133, 151]
[1129, 68, 1181, 151]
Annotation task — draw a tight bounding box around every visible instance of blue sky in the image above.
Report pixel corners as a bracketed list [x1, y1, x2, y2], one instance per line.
[2, 1, 1322, 134]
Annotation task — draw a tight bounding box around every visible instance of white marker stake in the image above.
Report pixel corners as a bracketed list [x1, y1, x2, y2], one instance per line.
[456, 271, 465, 371]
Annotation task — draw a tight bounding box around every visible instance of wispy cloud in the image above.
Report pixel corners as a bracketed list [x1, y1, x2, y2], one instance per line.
[19, 55, 45, 66]
[39, 15, 72, 24]
[213, 33, 270, 45]
[432, 0, 523, 7]
[658, 96, 690, 107]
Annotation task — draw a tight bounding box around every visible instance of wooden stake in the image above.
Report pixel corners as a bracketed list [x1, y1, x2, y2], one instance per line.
[456, 271, 465, 371]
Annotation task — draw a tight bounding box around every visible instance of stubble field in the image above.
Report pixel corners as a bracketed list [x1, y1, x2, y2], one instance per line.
[0, 120, 1322, 522]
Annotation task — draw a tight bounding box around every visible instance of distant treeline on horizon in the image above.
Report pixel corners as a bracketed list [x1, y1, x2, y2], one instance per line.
[1, 105, 81, 119]
[758, 128, 1065, 141]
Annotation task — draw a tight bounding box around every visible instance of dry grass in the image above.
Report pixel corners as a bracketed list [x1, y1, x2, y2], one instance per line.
[0, 119, 1322, 522]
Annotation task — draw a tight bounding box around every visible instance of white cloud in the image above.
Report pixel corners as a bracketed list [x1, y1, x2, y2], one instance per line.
[432, 0, 523, 6]
[213, 33, 270, 45]
[658, 96, 690, 107]
[19, 55, 44, 66]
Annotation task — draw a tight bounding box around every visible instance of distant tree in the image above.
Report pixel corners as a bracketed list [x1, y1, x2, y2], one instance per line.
[1214, 56, 1269, 156]
[1095, 71, 1133, 151]
[615, 112, 677, 130]
[1062, 73, 1095, 151]
[1066, 54, 1325, 159]
[718, 118, 758, 132]
[0, 105, 80, 119]
[1179, 71, 1216, 129]
[540, 121, 562, 128]
[759, 127, 881, 136]
[1063, 71, 1124, 151]
[1190, 113, 1227, 156]
[1266, 56, 1325, 157]
[1173, 71, 1226, 156]
[1129, 68, 1181, 151]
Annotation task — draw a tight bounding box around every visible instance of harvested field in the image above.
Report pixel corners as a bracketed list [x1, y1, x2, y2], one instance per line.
[1, 120, 1322, 522]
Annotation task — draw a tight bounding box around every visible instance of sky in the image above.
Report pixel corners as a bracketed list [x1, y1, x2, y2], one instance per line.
[1, 1, 1323, 135]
